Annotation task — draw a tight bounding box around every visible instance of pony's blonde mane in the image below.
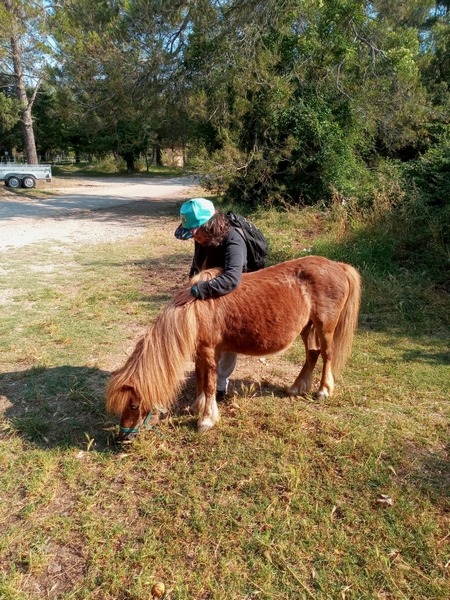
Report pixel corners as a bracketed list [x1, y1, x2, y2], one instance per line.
[190, 267, 223, 284]
[106, 268, 224, 416]
[106, 303, 197, 415]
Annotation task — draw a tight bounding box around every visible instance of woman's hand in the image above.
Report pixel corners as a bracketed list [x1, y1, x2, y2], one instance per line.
[174, 287, 196, 307]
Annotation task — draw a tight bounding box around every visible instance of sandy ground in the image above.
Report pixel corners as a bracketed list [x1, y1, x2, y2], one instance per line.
[0, 176, 198, 250]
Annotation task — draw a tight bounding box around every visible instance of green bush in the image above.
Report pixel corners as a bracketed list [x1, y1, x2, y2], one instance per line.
[199, 89, 373, 208]
[319, 155, 449, 289]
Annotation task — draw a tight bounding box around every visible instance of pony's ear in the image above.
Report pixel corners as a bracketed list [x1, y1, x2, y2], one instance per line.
[120, 376, 135, 389]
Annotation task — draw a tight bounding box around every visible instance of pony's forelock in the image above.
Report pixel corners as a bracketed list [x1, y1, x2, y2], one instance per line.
[106, 375, 134, 415]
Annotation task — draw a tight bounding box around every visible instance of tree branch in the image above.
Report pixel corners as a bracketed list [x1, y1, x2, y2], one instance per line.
[351, 21, 387, 67]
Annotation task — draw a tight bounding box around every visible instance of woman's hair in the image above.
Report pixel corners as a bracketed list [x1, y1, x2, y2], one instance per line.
[199, 210, 231, 246]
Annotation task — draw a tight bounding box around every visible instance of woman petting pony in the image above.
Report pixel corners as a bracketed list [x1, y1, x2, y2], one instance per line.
[106, 255, 361, 439]
[174, 198, 250, 400]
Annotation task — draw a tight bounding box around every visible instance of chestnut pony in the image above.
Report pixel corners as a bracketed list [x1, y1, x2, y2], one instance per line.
[106, 256, 361, 438]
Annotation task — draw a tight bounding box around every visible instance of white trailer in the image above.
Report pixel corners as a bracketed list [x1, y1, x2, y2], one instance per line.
[0, 163, 52, 189]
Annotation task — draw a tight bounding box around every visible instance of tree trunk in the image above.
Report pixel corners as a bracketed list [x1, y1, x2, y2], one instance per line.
[5, 0, 40, 164]
[182, 140, 186, 167]
[123, 153, 135, 173]
[19, 104, 39, 164]
[153, 145, 162, 167]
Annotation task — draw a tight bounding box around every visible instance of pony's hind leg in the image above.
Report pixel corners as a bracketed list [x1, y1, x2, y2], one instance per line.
[287, 324, 321, 397]
[315, 327, 336, 399]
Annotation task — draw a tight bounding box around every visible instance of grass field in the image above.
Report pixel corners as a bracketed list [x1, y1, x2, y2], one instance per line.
[0, 191, 449, 599]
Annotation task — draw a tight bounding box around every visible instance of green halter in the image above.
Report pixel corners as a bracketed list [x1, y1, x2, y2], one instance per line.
[119, 405, 167, 437]
[119, 411, 154, 436]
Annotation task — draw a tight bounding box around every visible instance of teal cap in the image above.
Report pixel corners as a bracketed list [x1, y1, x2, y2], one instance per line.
[175, 198, 215, 240]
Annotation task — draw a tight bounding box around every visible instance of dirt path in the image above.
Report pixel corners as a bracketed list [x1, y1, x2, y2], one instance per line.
[0, 176, 198, 250]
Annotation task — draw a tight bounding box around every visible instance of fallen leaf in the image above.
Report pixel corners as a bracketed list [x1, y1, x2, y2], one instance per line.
[376, 494, 393, 506]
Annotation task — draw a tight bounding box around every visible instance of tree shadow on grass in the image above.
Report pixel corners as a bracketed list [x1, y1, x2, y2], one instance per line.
[400, 347, 450, 365]
[0, 354, 297, 451]
[417, 449, 450, 500]
[0, 365, 116, 452]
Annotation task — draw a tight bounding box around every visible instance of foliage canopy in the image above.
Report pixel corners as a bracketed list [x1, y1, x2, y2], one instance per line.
[0, 1, 449, 243]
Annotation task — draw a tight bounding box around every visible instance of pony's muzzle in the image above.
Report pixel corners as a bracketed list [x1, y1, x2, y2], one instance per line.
[117, 424, 141, 442]
[116, 411, 157, 442]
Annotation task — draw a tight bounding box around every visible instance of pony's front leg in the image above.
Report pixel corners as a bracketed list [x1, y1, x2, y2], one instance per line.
[190, 357, 206, 415]
[197, 350, 220, 433]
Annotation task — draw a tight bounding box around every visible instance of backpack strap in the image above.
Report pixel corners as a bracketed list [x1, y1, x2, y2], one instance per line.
[232, 225, 247, 242]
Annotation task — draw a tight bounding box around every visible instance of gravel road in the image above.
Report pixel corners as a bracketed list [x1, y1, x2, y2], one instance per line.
[0, 176, 198, 250]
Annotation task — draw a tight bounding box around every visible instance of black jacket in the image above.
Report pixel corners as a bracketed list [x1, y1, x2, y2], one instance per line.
[190, 228, 248, 299]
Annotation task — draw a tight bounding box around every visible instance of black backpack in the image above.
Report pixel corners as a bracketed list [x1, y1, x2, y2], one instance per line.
[226, 211, 268, 271]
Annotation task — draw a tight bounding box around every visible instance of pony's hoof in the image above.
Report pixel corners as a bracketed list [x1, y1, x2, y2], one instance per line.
[315, 389, 330, 400]
[197, 419, 215, 433]
[287, 383, 310, 397]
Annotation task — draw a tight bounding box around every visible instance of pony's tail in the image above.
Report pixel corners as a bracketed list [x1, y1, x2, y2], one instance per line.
[106, 303, 198, 415]
[331, 263, 361, 378]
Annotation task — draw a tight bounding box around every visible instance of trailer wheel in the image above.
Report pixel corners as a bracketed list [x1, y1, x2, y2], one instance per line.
[22, 175, 36, 189]
[6, 176, 21, 189]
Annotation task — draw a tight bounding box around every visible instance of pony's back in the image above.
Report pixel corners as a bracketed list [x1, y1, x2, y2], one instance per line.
[191, 257, 360, 372]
